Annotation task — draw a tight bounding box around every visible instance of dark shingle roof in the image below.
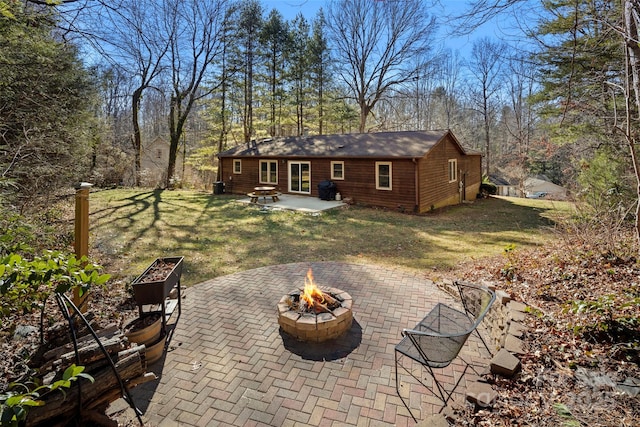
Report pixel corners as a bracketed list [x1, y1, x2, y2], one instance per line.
[489, 174, 512, 186]
[219, 130, 471, 159]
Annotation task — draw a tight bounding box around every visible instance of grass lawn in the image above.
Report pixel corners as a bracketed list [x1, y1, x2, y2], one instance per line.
[88, 189, 573, 285]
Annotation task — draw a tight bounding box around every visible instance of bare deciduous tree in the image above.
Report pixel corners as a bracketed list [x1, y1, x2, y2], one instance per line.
[326, 0, 437, 133]
[449, 0, 527, 36]
[503, 52, 536, 196]
[78, 0, 170, 186]
[165, 0, 226, 188]
[467, 37, 505, 177]
[432, 50, 461, 130]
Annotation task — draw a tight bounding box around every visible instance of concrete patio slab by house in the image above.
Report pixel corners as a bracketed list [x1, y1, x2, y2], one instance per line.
[236, 194, 346, 213]
[114, 262, 490, 426]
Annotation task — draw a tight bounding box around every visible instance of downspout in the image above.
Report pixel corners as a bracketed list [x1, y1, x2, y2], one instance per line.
[218, 155, 223, 193]
[413, 158, 419, 212]
[463, 171, 467, 202]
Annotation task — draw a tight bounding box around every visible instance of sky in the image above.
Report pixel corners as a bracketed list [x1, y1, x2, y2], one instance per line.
[259, 0, 519, 56]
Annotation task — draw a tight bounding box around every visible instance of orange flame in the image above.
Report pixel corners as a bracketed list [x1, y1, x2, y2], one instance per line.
[301, 268, 324, 309]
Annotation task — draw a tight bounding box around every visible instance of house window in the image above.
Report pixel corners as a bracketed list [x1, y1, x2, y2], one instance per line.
[331, 161, 344, 180]
[376, 161, 392, 190]
[448, 159, 457, 182]
[260, 160, 278, 184]
[233, 159, 242, 174]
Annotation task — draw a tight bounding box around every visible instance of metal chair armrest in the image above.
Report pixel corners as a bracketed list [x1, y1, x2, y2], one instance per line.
[402, 328, 435, 337]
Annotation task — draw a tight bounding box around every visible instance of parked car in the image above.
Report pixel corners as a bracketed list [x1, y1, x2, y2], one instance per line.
[526, 191, 548, 199]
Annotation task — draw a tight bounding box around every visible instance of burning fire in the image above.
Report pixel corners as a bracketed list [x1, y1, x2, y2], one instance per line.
[289, 268, 340, 314]
[301, 268, 325, 310]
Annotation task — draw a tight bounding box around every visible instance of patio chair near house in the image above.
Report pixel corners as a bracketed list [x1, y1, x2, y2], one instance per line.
[394, 281, 495, 421]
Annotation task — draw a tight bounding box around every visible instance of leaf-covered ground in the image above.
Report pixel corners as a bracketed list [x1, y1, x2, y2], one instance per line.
[442, 235, 640, 426]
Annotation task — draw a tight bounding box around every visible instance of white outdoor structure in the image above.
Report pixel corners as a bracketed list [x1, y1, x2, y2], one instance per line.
[524, 177, 568, 200]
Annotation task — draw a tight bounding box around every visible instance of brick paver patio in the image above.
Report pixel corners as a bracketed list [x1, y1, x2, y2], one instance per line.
[123, 262, 488, 426]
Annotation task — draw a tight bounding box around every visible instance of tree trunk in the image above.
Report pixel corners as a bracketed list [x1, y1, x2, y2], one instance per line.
[297, 81, 304, 135]
[132, 88, 143, 187]
[217, 74, 227, 182]
[358, 104, 369, 133]
[270, 50, 277, 137]
[167, 94, 185, 188]
[627, 138, 640, 246]
[624, 0, 640, 246]
[483, 86, 491, 177]
[318, 74, 324, 135]
[244, 47, 254, 143]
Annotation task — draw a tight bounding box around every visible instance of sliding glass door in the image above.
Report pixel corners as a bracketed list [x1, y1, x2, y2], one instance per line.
[288, 161, 311, 194]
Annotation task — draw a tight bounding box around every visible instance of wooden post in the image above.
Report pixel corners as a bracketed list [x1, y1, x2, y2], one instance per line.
[73, 182, 92, 311]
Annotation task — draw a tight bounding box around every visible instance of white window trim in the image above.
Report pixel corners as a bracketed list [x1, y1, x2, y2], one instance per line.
[233, 159, 242, 174]
[375, 161, 392, 190]
[448, 159, 457, 183]
[331, 161, 345, 180]
[259, 160, 278, 184]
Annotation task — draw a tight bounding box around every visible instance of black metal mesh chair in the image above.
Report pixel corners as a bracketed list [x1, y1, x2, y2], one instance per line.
[394, 281, 495, 420]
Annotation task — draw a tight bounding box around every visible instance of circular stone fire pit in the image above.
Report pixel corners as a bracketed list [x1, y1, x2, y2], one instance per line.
[277, 285, 353, 343]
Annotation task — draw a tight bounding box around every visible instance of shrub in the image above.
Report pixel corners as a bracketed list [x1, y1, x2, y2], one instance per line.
[566, 292, 640, 344]
[0, 252, 110, 327]
[576, 146, 635, 220]
[480, 178, 497, 197]
[0, 364, 93, 427]
[0, 2, 96, 212]
[500, 243, 519, 281]
[0, 205, 74, 257]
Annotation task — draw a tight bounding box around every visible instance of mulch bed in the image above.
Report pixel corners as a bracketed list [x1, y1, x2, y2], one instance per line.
[135, 260, 177, 283]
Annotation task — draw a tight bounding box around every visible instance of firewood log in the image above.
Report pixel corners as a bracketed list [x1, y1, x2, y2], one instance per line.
[39, 336, 125, 375]
[314, 303, 332, 314]
[321, 292, 339, 306]
[45, 313, 98, 345]
[26, 351, 145, 426]
[127, 371, 157, 387]
[86, 371, 157, 411]
[42, 324, 120, 361]
[117, 344, 146, 359]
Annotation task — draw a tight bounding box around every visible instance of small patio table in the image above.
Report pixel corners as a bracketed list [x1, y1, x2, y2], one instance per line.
[254, 186, 276, 203]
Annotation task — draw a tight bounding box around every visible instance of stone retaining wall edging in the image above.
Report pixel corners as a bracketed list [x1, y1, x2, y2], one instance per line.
[437, 279, 529, 417]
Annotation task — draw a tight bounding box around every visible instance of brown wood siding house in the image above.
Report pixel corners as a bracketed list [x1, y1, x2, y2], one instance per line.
[218, 130, 481, 213]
